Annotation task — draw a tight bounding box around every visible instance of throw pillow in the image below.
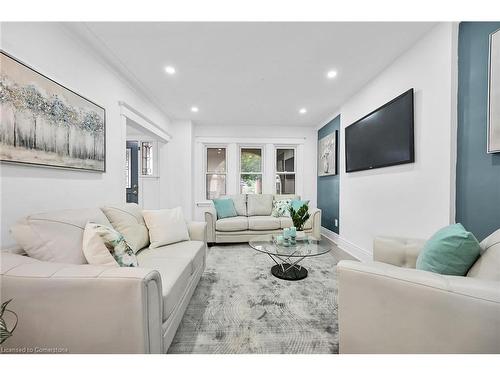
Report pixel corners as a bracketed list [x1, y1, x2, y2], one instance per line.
[82, 222, 138, 267]
[213, 198, 238, 219]
[142, 207, 190, 248]
[101, 203, 149, 253]
[290, 199, 310, 211]
[272, 199, 291, 217]
[416, 223, 481, 276]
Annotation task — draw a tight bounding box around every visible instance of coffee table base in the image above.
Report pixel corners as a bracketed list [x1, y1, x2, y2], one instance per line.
[271, 263, 308, 281]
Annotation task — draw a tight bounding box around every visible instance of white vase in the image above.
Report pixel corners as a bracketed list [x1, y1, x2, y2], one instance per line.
[323, 158, 329, 173]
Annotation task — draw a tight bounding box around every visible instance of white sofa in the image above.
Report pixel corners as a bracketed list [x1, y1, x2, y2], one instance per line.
[204, 194, 321, 243]
[0, 204, 206, 354]
[337, 228, 500, 354]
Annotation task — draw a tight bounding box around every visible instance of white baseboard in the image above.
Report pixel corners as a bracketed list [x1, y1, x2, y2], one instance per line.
[321, 227, 372, 262]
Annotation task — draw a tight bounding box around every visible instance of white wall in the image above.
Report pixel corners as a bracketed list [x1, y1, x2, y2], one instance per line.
[338, 23, 458, 257]
[165, 120, 194, 220]
[0, 23, 170, 247]
[193, 125, 317, 220]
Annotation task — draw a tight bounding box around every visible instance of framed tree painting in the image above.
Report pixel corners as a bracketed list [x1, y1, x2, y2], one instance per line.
[0, 51, 106, 171]
[318, 130, 337, 176]
[488, 28, 500, 153]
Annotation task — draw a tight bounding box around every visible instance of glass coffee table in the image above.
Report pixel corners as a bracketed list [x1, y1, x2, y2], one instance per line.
[249, 234, 331, 281]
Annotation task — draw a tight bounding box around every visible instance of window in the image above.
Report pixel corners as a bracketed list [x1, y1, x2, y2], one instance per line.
[206, 147, 226, 199]
[240, 148, 262, 194]
[141, 141, 154, 176]
[275, 148, 295, 194]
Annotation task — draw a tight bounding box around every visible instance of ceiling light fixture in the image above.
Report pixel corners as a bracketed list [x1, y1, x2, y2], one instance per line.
[327, 70, 337, 79]
[191, 106, 199, 113]
[299, 108, 307, 114]
[165, 66, 176, 75]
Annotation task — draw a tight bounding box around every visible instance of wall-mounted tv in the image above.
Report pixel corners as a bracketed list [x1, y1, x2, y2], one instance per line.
[345, 88, 414, 173]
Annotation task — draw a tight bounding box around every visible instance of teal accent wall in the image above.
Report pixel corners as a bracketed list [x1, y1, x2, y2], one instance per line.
[317, 115, 340, 233]
[457, 22, 500, 241]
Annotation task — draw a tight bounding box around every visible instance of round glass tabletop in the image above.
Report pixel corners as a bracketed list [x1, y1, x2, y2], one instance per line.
[249, 234, 331, 258]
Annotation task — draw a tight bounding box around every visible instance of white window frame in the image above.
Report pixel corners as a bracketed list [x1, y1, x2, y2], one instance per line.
[275, 146, 296, 195]
[239, 145, 264, 194]
[205, 145, 227, 200]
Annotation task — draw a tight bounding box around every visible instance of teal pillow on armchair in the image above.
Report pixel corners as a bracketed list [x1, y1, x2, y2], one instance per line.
[416, 223, 481, 276]
[212, 198, 238, 219]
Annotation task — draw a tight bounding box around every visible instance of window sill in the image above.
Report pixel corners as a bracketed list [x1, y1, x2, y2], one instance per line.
[196, 201, 213, 207]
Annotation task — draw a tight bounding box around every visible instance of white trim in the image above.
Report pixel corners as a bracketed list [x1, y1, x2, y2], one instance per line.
[321, 227, 372, 262]
[120, 101, 172, 142]
[196, 136, 305, 145]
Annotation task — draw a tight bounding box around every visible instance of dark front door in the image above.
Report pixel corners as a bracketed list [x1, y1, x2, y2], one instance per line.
[126, 141, 139, 203]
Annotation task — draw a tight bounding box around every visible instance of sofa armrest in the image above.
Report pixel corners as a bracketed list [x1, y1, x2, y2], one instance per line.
[204, 203, 217, 243]
[373, 236, 426, 268]
[187, 221, 207, 242]
[0, 253, 163, 353]
[307, 207, 321, 240]
[337, 260, 500, 353]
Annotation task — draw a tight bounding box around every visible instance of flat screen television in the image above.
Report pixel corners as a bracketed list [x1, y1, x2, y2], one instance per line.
[345, 88, 414, 173]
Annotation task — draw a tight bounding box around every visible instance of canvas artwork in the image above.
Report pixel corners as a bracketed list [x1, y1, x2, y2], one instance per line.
[488, 28, 500, 153]
[0, 51, 106, 171]
[318, 130, 337, 176]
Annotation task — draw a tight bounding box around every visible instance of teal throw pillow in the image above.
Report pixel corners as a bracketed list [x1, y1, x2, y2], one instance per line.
[213, 198, 238, 219]
[290, 199, 309, 211]
[416, 223, 481, 276]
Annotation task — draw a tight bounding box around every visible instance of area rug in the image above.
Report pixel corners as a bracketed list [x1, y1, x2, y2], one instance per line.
[168, 243, 342, 354]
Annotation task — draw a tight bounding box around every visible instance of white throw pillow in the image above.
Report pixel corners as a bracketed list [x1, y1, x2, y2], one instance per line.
[82, 222, 138, 267]
[101, 203, 150, 253]
[142, 207, 190, 248]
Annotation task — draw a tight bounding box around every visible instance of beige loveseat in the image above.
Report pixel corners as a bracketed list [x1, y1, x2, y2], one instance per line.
[337, 228, 500, 354]
[0, 204, 206, 354]
[204, 194, 321, 244]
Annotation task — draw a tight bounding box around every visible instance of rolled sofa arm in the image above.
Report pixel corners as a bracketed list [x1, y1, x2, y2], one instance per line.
[187, 221, 207, 243]
[373, 236, 426, 268]
[307, 207, 321, 240]
[337, 260, 500, 353]
[204, 204, 217, 243]
[0, 253, 163, 353]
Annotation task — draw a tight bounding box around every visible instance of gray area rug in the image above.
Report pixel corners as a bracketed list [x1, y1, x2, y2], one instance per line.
[168, 243, 342, 354]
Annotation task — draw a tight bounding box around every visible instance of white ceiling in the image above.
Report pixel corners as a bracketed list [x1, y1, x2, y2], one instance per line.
[69, 22, 437, 127]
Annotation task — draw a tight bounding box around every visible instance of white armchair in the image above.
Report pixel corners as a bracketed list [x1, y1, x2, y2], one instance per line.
[337, 231, 500, 354]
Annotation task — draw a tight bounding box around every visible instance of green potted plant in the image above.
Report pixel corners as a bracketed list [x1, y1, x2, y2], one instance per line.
[288, 204, 310, 232]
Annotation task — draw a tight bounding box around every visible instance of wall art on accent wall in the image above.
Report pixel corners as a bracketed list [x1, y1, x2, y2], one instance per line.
[318, 130, 337, 176]
[488, 28, 500, 153]
[0, 51, 106, 171]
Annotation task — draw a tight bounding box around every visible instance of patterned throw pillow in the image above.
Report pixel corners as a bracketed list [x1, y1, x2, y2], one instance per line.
[272, 199, 291, 217]
[82, 222, 138, 267]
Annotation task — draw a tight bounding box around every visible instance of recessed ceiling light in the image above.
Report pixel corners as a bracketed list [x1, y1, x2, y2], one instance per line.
[299, 108, 307, 114]
[327, 70, 338, 79]
[191, 106, 199, 113]
[165, 66, 176, 75]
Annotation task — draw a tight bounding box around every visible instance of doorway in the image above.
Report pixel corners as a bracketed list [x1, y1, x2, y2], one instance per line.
[126, 140, 139, 203]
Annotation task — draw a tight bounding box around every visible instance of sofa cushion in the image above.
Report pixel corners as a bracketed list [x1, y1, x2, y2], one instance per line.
[274, 194, 300, 201]
[247, 194, 273, 216]
[142, 207, 190, 248]
[248, 216, 281, 230]
[136, 255, 191, 321]
[221, 194, 247, 216]
[212, 198, 238, 219]
[101, 203, 149, 253]
[467, 228, 500, 281]
[216, 216, 248, 232]
[280, 217, 294, 229]
[10, 208, 111, 264]
[137, 240, 205, 276]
